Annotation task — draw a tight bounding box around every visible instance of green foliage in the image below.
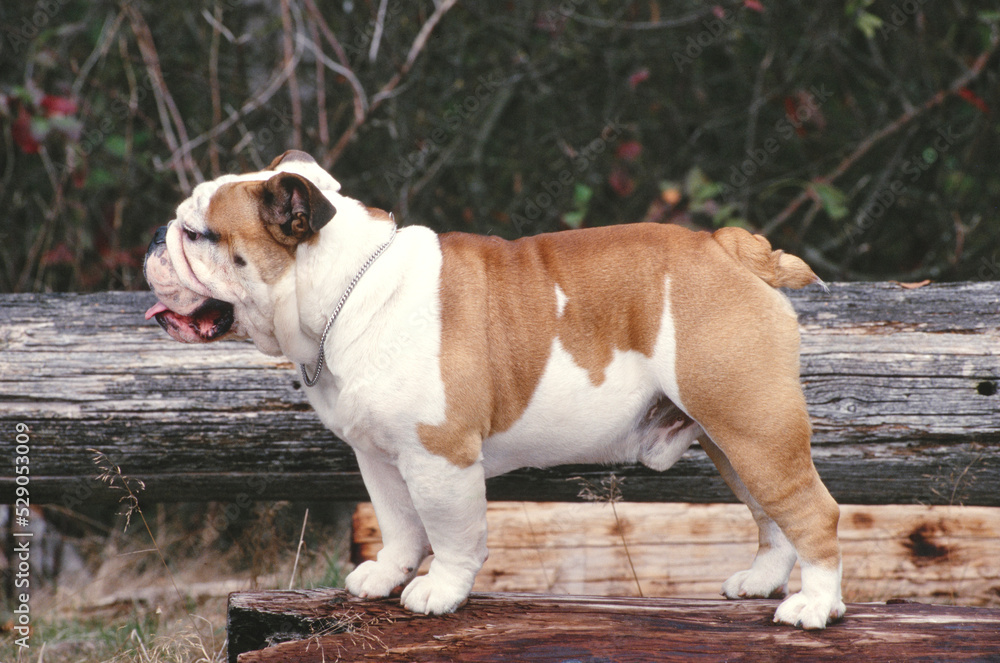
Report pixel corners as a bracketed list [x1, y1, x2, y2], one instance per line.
[811, 183, 849, 221]
[1, 0, 998, 291]
[562, 183, 594, 229]
[847, 0, 884, 39]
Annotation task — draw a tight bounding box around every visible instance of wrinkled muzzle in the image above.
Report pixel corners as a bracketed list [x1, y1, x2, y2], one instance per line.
[143, 225, 234, 343]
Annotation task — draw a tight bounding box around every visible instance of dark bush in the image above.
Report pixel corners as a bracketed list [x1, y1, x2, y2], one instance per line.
[1, 0, 997, 292]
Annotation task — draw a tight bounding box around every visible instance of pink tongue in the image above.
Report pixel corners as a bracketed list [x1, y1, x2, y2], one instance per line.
[145, 301, 170, 320]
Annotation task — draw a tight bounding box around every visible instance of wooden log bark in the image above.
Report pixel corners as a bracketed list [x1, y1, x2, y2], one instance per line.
[354, 502, 1000, 606]
[227, 588, 1000, 662]
[2, 282, 998, 505]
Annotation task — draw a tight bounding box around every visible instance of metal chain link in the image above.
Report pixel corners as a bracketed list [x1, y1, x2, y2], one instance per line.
[300, 224, 398, 387]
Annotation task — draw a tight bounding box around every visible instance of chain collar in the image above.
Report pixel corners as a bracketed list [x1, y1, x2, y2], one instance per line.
[299, 223, 398, 387]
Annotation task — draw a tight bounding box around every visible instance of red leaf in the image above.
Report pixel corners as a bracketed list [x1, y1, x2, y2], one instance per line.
[11, 106, 41, 154]
[783, 97, 807, 137]
[628, 67, 650, 90]
[608, 166, 635, 197]
[616, 141, 642, 162]
[72, 167, 88, 189]
[42, 243, 74, 266]
[743, 0, 765, 12]
[100, 247, 140, 269]
[40, 95, 78, 117]
[957, 87, 989, 114]
[534, 11, 564, 34]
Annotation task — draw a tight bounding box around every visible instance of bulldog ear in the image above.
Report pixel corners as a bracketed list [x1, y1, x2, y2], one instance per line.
[259, 172, 336, 246]
[266, 150, 318, 171]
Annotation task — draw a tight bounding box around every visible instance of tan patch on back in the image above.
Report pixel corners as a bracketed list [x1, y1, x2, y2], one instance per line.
[543, 227, 668, 384]
[207, 181, 296, 284]
[419, 223, 685, 467]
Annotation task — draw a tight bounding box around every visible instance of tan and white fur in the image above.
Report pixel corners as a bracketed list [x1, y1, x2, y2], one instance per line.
[143, 150, 844, 629]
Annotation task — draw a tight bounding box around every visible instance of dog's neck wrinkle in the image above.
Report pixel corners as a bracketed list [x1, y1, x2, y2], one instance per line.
[291, 215, 398, 360]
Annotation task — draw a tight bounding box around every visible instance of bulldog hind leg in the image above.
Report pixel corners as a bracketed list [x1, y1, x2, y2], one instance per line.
[700, 409, 844, 630]
[701, 436, 797, 600]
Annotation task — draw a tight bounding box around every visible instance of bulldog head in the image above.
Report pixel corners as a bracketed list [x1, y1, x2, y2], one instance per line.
[143, 151, 338, 346]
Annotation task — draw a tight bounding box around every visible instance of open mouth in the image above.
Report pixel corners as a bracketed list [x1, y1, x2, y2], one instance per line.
[145, 298, 235, 343]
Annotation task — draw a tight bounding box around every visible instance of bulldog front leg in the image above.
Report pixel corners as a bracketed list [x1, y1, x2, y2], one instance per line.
[345, 450, 429, 598]
[397, 451, 489, 615]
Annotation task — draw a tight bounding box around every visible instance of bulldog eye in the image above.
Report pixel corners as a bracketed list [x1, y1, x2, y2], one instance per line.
[184, 228, 201, 242]
[233, 254, 247, 267]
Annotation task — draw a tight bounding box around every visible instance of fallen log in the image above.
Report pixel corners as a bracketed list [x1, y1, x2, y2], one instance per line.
[226, 589, 1000, 662]
[2, 282, 998, 505]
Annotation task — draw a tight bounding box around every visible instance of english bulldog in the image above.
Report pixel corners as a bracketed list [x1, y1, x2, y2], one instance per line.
[143, 150, 844, 629]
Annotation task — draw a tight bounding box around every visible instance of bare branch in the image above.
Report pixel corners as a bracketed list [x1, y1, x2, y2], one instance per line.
[201, 7, 237, 43]
[280, 0, 304, 149]
[301, 0, 351, 67]
[300, 0, 369, 149]
[321, 0, 459, 169]
[310, 21, 330, 148]
[127, 5, 204, 191]
[571, 2, 741, 30]
[369, 0, 459, 109]
[72, 10, 126, 97]
[296, 33, 369, 116]
[369, 0, 389, 64]
[208, 3, 224, 176]
[763, 24, 1000, 236]
[161, 36, 304, 172]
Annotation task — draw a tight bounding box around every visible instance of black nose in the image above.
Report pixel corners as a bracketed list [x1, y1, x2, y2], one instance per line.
[144, 226, 169, 287]
[152, 225, 168, 246]
[147, 225, 168, 257]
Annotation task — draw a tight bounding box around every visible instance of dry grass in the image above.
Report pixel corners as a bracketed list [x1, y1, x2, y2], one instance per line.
[574, 473, 645, 598]
[1, 485, 353, 663]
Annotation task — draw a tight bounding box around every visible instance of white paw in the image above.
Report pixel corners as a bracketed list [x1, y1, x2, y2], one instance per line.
[400, 572, 471, 615]
[345, 559, 416, 599]
[722, 569, 788, 599]
[773, 591, 846, 630]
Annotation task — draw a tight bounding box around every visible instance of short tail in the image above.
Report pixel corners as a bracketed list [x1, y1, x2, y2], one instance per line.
[712, 226, 824, 290]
